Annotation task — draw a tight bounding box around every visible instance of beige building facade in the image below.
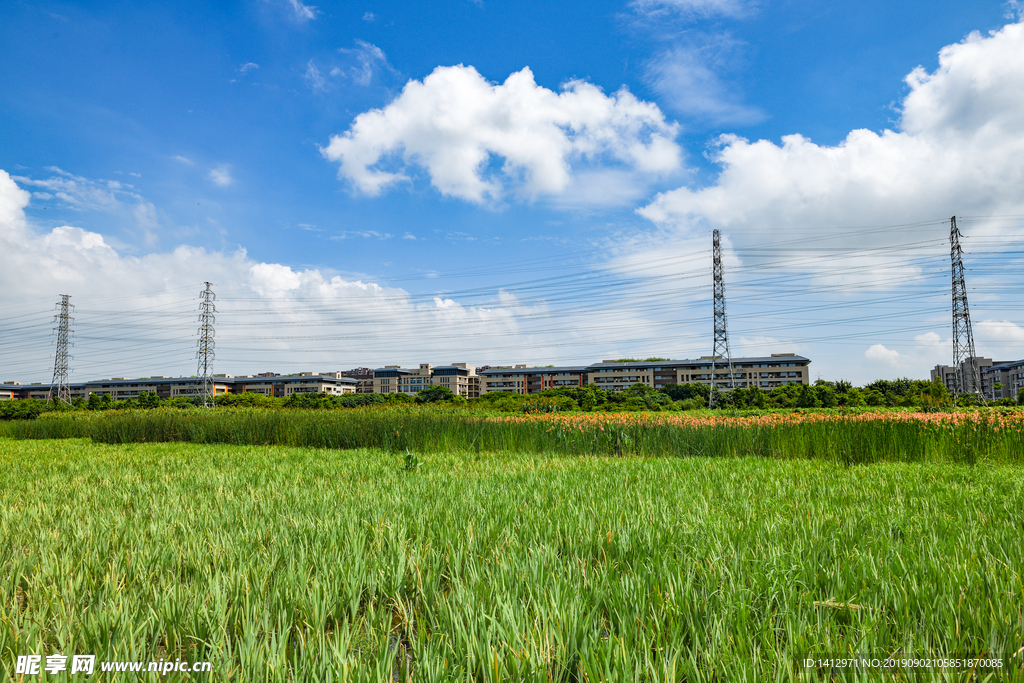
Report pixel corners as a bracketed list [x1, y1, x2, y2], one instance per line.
[372, 363, 480, 397]
[480, 366, 588, 394]
[229, 372, 357, 397]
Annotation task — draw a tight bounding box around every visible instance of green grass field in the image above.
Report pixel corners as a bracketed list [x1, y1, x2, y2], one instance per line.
[2, 437, 1022, 681]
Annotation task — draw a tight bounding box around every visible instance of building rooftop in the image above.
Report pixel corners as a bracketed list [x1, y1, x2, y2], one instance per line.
[481, 365, 589, 375]
[585, 355, 811, 370]
[988, 359, 1024, 370]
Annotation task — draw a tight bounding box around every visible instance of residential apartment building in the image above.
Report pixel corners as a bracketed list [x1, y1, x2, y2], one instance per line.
[372, 363, 481, 398]
[1009, 361, 1024, 399]
[374, 364, 432, 395]
[981, 359, 1024, 400]
[0, 372, 355, 401]
[588, 354, 809, 392]
[433, 364, 481, 398]
[341, 368, 375, 393]
[478, 354, 810, 395]
[479, 366, 589, 394]
[2, 355, 816, 401]
[931, 357, 996, 396]
[232, 372, 357, 397]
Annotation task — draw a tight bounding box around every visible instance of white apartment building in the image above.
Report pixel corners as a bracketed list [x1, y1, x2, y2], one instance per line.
[478, 354, 810, 394]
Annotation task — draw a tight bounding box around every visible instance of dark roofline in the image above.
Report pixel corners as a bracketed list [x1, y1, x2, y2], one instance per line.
[585, 355, 810, 369]
[51, 376, 361, 387]
[987, 359, 1024, 370]
[269, 375, 358, 383]
[481, 366, 588, 376]
[479, 356, 811, 375]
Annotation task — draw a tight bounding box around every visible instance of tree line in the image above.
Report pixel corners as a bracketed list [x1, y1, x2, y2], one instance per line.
[3, 377, 1021, 420]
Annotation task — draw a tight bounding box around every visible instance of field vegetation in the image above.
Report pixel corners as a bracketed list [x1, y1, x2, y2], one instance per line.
[1, 438, 1022, 681]
[5, 375, 1021, 423]
[3, 381, 1022, 679]
[2, 406, 1023, 466]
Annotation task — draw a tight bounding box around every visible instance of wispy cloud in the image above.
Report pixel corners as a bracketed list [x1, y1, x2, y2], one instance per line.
[239, 62, 259, 75]
[303, 42, 395, 93]
[10, 167, 166, 245]
[644, 40, 765, 124]
[362, 11, 375, 21]
[286, 0, 317, 21]
[13, 167, 142, 211]
[629, 0, 761, 127]
[173, 155, 194, 166]
[329, 230, 393, 240]
[303, 60, 326, 91]
[337, 40, 394, 86]
[630, 0, 752, 21]
[133, 202, 160, 246]
[208, 165, 234, 186]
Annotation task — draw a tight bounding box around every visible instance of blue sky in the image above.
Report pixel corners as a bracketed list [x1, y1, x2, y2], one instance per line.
[2, 0, 1023, 383]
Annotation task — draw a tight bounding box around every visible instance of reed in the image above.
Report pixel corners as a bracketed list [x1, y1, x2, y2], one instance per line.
[2, 406, 1022, 464]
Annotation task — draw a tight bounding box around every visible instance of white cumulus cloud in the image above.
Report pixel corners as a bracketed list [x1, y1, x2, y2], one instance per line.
[976, 319, 1024, 344]
[639, 22, 1024, 244]
[320, 65, 683, 205]
[0, 169, 560, 381]
[865, 343, 902, 365]
[598, 22, 1024, 385]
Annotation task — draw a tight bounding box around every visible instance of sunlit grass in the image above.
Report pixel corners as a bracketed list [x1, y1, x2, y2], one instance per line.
[1, 438, 1022, 681]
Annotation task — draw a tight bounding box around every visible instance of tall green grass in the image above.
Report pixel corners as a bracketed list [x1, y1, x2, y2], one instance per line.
[2, 407, 1022, 464]
[1, 439, 1022, 681]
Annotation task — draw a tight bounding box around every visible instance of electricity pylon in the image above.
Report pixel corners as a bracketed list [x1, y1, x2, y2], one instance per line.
[709, 229, 735, 408]
[196, 282, 216, 408]
[950, 217, 982, 399]
[47, 294, 74, 405]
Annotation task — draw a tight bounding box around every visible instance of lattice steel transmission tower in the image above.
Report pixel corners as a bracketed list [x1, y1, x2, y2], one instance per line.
[47, 294, 74, 405]
[709, 229, 735, 408]
[950, 217, 982, 399]
[196, 282, 217, 408]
